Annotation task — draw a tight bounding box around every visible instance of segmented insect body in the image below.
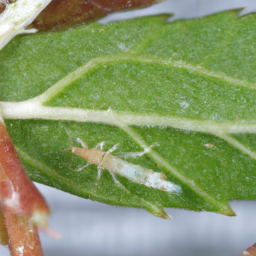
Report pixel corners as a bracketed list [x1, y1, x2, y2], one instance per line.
[71, 142, 182, 194]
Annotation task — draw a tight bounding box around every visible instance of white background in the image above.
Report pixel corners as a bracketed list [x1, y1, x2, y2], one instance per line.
[1, 0, 256, 255]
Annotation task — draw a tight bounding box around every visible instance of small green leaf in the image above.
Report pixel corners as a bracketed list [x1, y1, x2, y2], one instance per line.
[1, 11, 255, 217]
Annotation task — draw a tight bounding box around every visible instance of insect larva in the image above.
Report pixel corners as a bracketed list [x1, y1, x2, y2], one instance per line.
[70, 139, 182, 194]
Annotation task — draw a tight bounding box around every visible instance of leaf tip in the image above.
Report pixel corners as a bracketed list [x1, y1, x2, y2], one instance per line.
[217, 208, 236, 216]
[149, 207, 171, 219]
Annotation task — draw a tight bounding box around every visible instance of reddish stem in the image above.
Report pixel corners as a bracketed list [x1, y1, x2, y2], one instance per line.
[2, 205, 43, 256]
[0, 122, 50, 221]
[0, 207, 8, 246]
[0, 122, 50, 255]
[239, 243, 256, 256]
[32, 0, 160, 30]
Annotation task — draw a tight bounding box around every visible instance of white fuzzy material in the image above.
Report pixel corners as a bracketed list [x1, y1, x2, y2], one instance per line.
[0, 0, 52, 50]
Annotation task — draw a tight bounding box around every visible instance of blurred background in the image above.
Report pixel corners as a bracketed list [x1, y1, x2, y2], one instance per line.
[16, 186, 256, 256]
[2, 0, 256, 255]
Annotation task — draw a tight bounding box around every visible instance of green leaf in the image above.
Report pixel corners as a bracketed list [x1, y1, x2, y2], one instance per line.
[1, 10, 255, 218]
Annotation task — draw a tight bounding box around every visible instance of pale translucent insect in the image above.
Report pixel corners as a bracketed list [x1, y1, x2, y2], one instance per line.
[70, 138, 182, 194]
[204, 143, 214, 148]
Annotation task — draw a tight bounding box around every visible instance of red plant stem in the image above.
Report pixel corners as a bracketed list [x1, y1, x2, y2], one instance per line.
[32, 0, 160, 30]
[2, 205, 44, 256]
[0, 206, 8, 245]
[0, 122, 50, 221]
[239, 243, 256, 256]
[0, 121, 49, 254]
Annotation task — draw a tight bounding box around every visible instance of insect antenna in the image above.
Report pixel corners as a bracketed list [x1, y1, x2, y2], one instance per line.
[61, 126, 91, 171]
[61, 126, 74, 151]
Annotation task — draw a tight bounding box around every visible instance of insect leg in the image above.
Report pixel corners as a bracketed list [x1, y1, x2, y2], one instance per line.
[117, 143, 158, 159]
[110, 172, 118, 183]
[89, 167, 121, 197]
[95, 141, 105, 150]
[97, 166, 102, 179]
[107, 143, 120, 154]
[76, 162, 90, 172]
[89, 166, 103, 198]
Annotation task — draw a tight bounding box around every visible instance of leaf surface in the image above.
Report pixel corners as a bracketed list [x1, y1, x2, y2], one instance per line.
[1, 11, 255, 217]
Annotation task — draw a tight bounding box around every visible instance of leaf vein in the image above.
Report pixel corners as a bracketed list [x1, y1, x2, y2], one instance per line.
[215, 133, 256, 160]
[120, 124, 232, 213]
[2, 102, 256, 134]
[30, 55, 256, 104]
